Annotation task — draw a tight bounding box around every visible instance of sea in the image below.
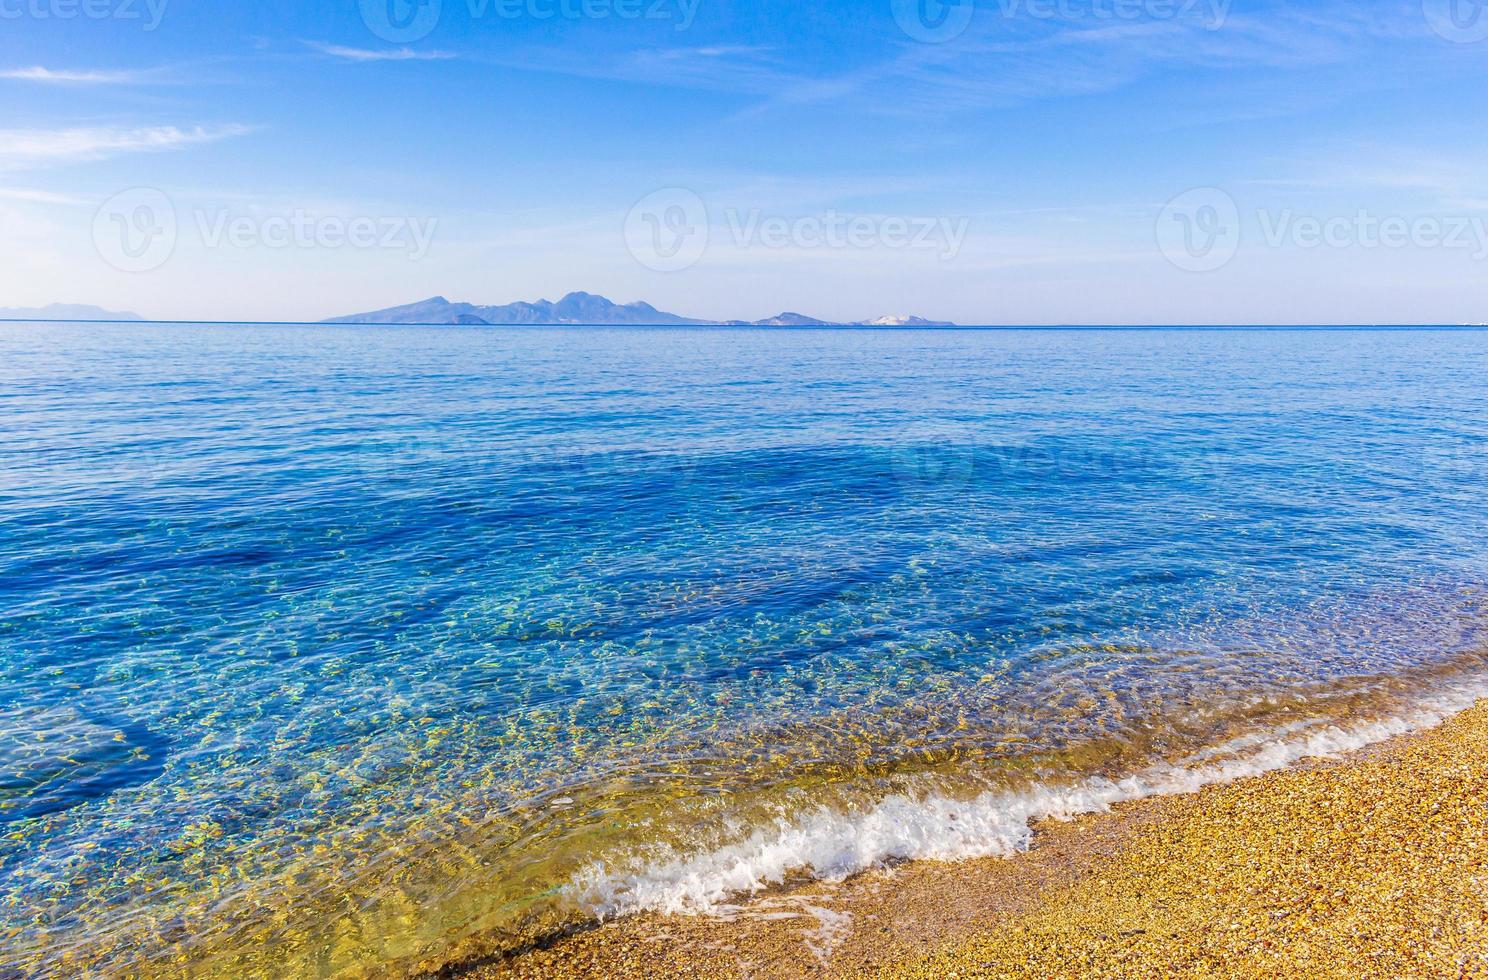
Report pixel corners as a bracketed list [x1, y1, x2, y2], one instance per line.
[3, 322, 1487, 976]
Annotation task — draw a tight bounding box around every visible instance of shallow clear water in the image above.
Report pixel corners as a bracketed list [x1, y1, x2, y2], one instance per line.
[3, 324, 1488, 976]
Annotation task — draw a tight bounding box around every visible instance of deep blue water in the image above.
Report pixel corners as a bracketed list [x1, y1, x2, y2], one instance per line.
[3, 324, 1488, 976]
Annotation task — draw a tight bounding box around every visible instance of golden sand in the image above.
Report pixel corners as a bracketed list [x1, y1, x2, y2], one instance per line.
[462, 701, 1488, 980]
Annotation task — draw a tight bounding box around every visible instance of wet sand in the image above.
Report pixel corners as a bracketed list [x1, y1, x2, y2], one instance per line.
[451, 699, 1488, 980]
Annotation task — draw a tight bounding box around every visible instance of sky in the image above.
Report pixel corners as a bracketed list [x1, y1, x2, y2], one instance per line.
[1, 0, 1487, 324]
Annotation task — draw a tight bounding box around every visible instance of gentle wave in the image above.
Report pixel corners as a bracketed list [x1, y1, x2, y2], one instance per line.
[568, 675, 1488, 919]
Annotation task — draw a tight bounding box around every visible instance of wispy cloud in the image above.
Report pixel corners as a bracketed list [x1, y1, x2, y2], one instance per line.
[479, 43, 795, 103]
[656, 45, 776, 60]
[0, 186, 87, 205]
[1251, 145, 1488, 211]
[775, 12, 1363, 117]
[476, 1, 1437, 124]
[308, 43, 456, 62]
[0, 66, 148, 84]
[0, 124, 254, 170]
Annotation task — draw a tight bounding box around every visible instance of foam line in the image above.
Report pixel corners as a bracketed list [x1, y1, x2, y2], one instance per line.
[568, 677, 1488, 919]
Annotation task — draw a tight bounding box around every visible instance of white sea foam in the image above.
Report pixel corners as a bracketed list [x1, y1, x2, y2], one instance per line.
[567, 675, 1488, 919]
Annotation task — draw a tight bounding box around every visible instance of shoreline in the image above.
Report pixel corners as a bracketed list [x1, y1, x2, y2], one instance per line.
[453, 697, 1488, 979]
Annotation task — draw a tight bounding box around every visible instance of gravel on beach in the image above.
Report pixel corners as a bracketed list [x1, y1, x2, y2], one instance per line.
[468, 700, 1488, 980]
[888, 700, 1488, 980]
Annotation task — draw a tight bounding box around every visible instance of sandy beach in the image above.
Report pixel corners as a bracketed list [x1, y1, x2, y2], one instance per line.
[460, 699, 1488, 980]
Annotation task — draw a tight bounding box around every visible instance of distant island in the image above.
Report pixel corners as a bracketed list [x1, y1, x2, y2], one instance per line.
[0, 304, 143, 322]
[324, 293, 954, 327]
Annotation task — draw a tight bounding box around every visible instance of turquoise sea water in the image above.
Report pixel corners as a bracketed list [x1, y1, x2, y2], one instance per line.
[3, 324, 1488, 976]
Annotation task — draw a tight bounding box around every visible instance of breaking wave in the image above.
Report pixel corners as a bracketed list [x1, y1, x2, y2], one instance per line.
[568, 673, 1488, 919]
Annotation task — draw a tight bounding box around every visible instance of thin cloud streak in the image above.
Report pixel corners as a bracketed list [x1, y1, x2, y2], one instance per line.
[308, 43, 457, 62]
[0, 125, 254, 170]
[0, 66, 148, 84]
[0, 187, 88, 205]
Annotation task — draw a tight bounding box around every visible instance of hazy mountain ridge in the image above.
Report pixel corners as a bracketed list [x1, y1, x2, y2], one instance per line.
[325, 293, 953, 326]
[0, 304, 143, 321]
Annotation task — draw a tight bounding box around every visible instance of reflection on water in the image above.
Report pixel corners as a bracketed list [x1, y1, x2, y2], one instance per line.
[1, 325, 1487, 976]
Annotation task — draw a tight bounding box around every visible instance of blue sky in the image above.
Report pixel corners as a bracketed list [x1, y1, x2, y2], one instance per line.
[2, 0, 1487, 323]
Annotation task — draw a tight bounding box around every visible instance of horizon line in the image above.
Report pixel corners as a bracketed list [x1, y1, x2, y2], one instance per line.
[4, 319, 1488, 331]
